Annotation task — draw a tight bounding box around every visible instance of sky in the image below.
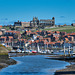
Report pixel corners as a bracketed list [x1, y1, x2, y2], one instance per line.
[0, 0, 75, 25]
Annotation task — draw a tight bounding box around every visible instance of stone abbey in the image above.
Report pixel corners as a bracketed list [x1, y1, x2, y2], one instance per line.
[30, 17, 55, 27]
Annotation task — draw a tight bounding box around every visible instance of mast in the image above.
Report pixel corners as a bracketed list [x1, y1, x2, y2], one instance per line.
[69, 43, 71, 56]
[64, 45, 66, 56]
[64, 41, 66, 56]
[45, 40, 46, 51]
[37, 43, 40, 52]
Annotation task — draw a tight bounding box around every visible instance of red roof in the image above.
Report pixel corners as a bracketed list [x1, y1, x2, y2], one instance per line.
[36, 30, 42, 32]
[0, 25, 2, 27]
[26, 30, 31, 33]
[1, 36, 6, 38]
[1, 36, 13, 39]
[67, 33, 75, 36]
[6, 31, 20, 34]
[9, 36, 13, 38]
[48, 34, 51, 36]
[36, 40, 39, 43]
[49, 42, 56, 44]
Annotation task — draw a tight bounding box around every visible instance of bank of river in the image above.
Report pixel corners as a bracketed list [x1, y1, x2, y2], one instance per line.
[0, 55, 70, 75]
[0, 55, 17, 69]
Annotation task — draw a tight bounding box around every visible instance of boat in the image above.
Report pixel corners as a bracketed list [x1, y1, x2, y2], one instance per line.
[10, 50, 16, 53]
[72, 53, 75, 57]
[21, 50, 25, 53]
[45, 50, 51, 54]
[25, 50, 30, 53]
[50, 50, 54, 53]
[16, 49, 22, 53]
[59, 50, 63, 52]
[32, 51, 37, 53]
[37, 45, 42, 53]
[42, 51, 46, 54]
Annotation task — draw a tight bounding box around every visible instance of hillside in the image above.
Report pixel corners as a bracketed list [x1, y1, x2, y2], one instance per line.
[0, 44, 9, 55]
[41, 26, 75, 33]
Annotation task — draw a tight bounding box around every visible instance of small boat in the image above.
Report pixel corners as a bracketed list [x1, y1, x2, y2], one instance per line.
[59, 50, 63, 52]
[72, 53, 75, 57]
[42, 51, 46, 54]
[10, 50, 16, 53]
[21, 51, 25, 53]
[32, 51, 37, 53]
[16, 49, 22, 53]
[25, 50, 30, 53]
[51, 50, 53, 53]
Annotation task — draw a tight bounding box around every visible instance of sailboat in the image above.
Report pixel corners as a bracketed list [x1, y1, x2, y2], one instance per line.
[37, 44, 42, 53]
[44, 40, 52, 54]
[16, 46, 21, 53]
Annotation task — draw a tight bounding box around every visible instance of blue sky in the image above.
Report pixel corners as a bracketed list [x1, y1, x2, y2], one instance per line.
[0, 0, 75, 25]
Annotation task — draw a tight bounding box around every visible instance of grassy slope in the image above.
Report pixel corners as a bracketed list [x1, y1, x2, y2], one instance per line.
[0, 44, 9, 55]
[41, 26, 75, 33]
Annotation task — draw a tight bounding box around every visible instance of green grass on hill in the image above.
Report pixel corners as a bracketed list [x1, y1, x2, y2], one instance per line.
[41, 26, 75, 33]
[58, 28, 75, 33]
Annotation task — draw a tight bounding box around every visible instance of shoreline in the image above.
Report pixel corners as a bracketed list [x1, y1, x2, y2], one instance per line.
[1, 54, 74, 75]
[47, 55, 75, 75]
[54, 61, 75, 75]
[54, 64, 75, 75]
[0, 53, 52, 70]
[0, 55, 17, 70]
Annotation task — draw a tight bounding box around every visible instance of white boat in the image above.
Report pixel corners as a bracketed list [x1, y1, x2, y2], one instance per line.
[51, 50, 53, 53]
[32, 50, 37, 53]
[37, 45, 45, 53]
[16, 49, 22, 53]
[42, 51, 46, 54]
[22, 51, 25, 53]
[25, 50, 30, 53]
[10, 50, 16, 53]
[72, 53, 75, 57]
[59, 50, 63, 52]
[46, 50, 51, 54]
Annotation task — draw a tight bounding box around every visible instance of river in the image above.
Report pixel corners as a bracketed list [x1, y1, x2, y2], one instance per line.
[0, 55, 70, 75]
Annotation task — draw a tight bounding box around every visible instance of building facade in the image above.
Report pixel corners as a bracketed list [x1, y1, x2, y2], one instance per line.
[30, 17, 39, 27]
[30, 17, 55, 27]
[14, 20, 21, 27]
[21, 22, 30, 27]
[40, 17, 55, 26]
[14, 17, 55, 28]
[14, 20, 30, 28]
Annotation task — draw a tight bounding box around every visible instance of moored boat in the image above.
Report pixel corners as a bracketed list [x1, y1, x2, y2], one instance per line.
[16, 49, 22, 53]
[9, 50, 16, 53]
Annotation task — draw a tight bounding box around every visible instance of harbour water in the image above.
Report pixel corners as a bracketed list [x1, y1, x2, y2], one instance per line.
[0, 55, 70, 75]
